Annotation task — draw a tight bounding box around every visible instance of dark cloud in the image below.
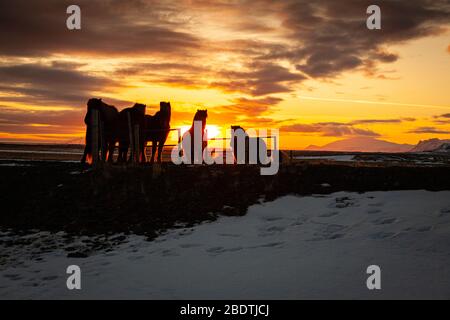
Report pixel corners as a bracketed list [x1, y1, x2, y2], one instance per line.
[281, 122, 380, 137]
[263, 0, 450, 78]
[297, 54, 363, 78]
[408, 126, 450, 134]
[280, 116, 414, 137]
[1, 0, 448, 96]
[0, 62, 122, 107]
[212, 64, 306, 95]
[0, 61, 133, 140]
[0, 106, 80, 126]
[0, 0, 201, 57]
[433, 113, 450, 124]
[114, 63, 210, 77]
[217, 96, 283, 116]
[0, 105, 84, 136]
[350, 119, 403, 125]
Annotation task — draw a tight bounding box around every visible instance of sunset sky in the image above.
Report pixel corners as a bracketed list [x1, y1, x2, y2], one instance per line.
[0, 0, 449, 149]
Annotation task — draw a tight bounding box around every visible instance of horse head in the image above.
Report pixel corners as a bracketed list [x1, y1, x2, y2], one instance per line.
[87, 98, 102, 109]
[159, 102, 171, 128]
[193, 109, 208, 129]
[85, 98, 104, 124]
[231, 125, 245, 133]
[160, 101, 171, 113]
[132, 103, 146, 117]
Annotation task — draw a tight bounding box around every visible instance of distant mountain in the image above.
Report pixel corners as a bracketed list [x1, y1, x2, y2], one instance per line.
[432, 143, 450, 153]
[305, 137, 414, 153]
[409, 138, 450, 153]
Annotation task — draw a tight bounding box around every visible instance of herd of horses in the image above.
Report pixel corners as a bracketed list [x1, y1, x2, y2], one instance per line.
[81, 98, 208, 164]
[81, 98, 271, 165]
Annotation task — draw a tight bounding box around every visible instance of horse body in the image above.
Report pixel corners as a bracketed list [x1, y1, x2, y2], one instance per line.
[117, 103, 146, 162]
[230, 125, 267, 164]
[182, 110, 208, 164]
[142, 102, 171, 163]
[81, 98, 119, 163]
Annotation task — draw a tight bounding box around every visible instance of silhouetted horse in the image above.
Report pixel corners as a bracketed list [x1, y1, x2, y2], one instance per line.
[182, 110, 208, 163]
[117, 103, 146, 162]
[81, 98, 119, 164]
[230, 125, 267, 164]
[142, 102, 171, 163]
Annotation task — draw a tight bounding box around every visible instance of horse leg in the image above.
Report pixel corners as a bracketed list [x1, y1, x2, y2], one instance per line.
[107, 141, 115, 163]
[81, 145, 89, 164]
[157, 140, 164, 163]
[150, 141, 157, 164]
[140, 141, 147, 163]
[100, 132, 107, 162]
[117, 141, 123, 162]
[124, 143, 130, 162]
[81, 127, 91, 163]
[118, 141, 129, 163]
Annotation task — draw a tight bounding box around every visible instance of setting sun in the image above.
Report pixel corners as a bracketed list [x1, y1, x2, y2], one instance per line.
[178, 125, 221, 140]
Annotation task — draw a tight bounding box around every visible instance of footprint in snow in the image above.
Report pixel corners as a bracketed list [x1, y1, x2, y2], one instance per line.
[372, 217, 397, 225]
[369, 231, 396, 239]
[179, 243, 202, 248]
[262, 216, 283, 222]
[319, 211, 339, 218]
[248, 242, 285, 249]
[218, 233, 241, 238]
[416, 226, 433, 232]
[368, 202, 384, 207]
[206, 246, 243, 254]
[160, 249, 179, 257]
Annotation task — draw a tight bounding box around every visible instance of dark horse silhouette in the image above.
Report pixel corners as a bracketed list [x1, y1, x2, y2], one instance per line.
[142, 102, 171, 163]
[117, 103, 147, 162]
[81, 98, 119, 164]
[230, 125, 268, 164]
[182, 109, 208, 163]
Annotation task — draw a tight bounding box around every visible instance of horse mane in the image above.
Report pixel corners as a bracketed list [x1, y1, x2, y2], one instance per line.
[85, 98, 118, 124]
[88, 98, 117, 109]
[193, 109, 207, 122]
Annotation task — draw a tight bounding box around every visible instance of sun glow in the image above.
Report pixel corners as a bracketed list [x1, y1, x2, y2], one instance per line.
[178, 125, 221, 139]
[205, 125, 220, 139]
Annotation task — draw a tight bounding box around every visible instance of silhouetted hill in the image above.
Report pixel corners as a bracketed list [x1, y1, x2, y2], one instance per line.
[305, 137, 413, 153]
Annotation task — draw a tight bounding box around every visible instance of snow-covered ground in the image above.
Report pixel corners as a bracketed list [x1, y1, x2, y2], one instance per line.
[2, 190, 450, 299]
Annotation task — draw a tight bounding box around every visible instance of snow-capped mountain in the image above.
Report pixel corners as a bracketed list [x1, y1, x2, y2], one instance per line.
[409, 138, 450, 152]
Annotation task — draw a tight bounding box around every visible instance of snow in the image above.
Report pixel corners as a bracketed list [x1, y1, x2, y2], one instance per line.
[0, 149, 83, 155]
[0, 163, 32, 167]
[2, 190, 450, 299]
[410, 138, 450, 153]
[0, 159, 79, 164]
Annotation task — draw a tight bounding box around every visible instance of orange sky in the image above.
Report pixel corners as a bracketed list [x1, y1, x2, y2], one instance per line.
[0, 0, 449, 150]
